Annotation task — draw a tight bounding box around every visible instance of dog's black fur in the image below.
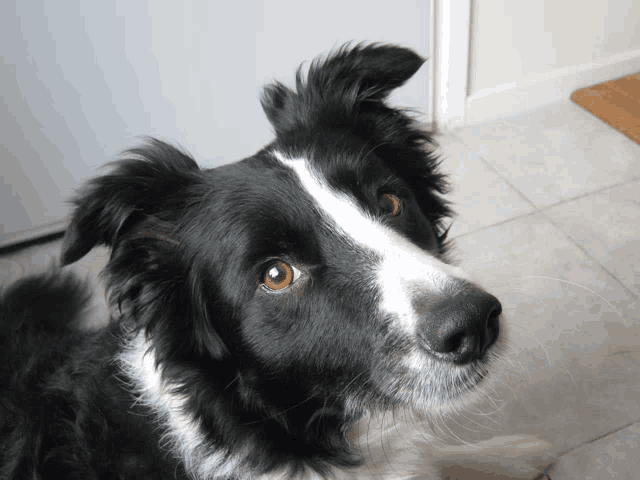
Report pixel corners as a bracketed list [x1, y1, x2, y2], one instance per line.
[1, 44, 501, 479]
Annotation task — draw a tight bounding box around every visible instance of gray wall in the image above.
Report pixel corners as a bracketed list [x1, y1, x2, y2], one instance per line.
[0, 0, 432, 241]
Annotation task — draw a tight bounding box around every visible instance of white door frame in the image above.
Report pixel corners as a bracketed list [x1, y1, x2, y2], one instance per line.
[431, 0, 472, 131]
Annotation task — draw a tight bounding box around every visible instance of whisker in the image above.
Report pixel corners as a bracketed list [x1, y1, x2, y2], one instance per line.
[240, 396, 315, 426]
[337, 370, 367, 399]
[357, 141, 391, 164]
[517, 359, 532, 380]
[223, 374, 241, 391]
[560, 360, 579, 389]
[520, 275, 627, 324]
[447, 414, 482, 433]
[443, 419, 474, 445]
[509, 322, 553, 367]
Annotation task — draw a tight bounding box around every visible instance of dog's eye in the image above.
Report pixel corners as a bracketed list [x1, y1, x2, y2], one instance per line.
[263, 261, 299, 291]
[379, 193, 403, 217]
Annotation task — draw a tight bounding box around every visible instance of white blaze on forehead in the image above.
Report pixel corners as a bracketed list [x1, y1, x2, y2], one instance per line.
[273, 151, 470, 334]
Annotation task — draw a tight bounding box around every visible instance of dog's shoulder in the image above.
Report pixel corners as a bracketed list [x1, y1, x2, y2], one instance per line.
[1, 268, 93, 339]
[0, 269, 181, 479]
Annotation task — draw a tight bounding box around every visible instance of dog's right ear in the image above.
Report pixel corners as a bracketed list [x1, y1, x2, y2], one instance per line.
[61, 139, 201, 266]
[261, 43, 425, 135]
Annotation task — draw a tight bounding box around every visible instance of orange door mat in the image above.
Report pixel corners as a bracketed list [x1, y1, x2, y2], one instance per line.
[571, 73, 640, 145]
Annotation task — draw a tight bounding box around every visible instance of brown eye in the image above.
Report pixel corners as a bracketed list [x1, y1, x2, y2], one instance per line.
[263, 261, 294, 291]
[380, 193, 402, 217]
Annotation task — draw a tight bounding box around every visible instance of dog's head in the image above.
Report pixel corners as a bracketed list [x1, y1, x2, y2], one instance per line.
[61, 44, 502, 421]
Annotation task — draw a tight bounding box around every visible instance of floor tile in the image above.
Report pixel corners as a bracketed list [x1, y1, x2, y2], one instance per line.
[437, 213, 639, 467]
[454, 101, 640, 208]
[550, 422, 640, 479]
[543, 179, 640, 298]
[437, 136, 534, 237]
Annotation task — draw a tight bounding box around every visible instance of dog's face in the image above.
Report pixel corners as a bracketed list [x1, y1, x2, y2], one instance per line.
[61, 44, 502, 421]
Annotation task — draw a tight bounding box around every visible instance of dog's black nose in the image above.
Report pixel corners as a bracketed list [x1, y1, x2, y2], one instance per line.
[416, 286, 501, 365]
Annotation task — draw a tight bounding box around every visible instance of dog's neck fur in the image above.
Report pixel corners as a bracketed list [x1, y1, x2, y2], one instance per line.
[118, 332, 232, 478]
[117, 332, 380, 480]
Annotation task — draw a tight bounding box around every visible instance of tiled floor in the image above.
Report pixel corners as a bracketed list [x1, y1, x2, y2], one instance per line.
[1, 99, 638, 479]
[436, 99, 639, 479]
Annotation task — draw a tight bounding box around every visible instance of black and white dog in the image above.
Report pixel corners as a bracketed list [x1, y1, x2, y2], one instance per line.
[1, 44, 504, 479]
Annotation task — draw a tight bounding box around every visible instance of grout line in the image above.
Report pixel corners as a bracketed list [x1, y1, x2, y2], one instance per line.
[440, 129, 542, 216]
[476, 150, 541, 212]
[472, 145, 640, 221]
[535, 176, 640, 215]
[450, 115, 640, 223]
[451, 208, 542, 239]
[448, 134, 639, 299]
[554, 419, 639, 459]
[537, 208, 639, 300]
[452, 164, 640, 299]
[451, 174, 640, 240]
[452, 201, 638, 301]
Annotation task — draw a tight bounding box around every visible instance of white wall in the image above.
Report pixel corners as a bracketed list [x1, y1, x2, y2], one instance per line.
[466, 0, 640, 125]
[1, 0, 432, 242]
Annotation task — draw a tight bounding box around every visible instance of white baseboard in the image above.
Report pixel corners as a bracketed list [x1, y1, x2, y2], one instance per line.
[465, 48, 640, 126]
[0, 218, 67, 249]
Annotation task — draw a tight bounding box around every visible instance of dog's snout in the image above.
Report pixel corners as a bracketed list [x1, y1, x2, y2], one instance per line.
[417, 288, 501, 365]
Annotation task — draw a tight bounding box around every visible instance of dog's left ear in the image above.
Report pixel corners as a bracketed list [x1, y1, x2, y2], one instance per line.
[261, 43, 425, 134]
